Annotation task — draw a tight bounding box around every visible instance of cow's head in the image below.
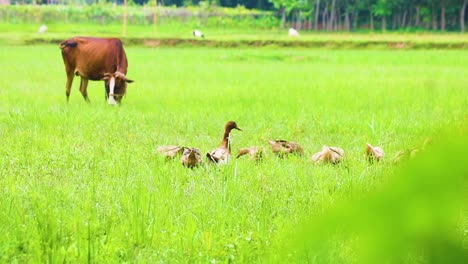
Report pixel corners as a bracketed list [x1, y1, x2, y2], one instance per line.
[102, 72, 134, 105]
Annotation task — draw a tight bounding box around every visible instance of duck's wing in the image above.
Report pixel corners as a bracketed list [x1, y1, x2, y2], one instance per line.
[183, 152, 201, 168]
[329, 147, 344, 157]
[372, 147, 384, 159]
[328, 147, 344, 164]
[311, 147, 325, 163]
[237, 147, 251, 158]
[268, 140, 289, 153]
[287, 142, 304, 155]
[253, 148, 265, 161]
[366, 144, 384, 162]
[157, 145, 184, 158]
[207, 147, 229, 164]
[191, 148, 203, 164]
[181, 148, 203, 168]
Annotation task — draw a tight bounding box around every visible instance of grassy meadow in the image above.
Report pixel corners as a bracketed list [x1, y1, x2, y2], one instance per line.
[0, 42, 467, 262]
[1, 23, 468, 48]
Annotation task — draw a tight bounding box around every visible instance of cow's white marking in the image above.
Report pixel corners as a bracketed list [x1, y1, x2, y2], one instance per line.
[108, 76, 117, 105]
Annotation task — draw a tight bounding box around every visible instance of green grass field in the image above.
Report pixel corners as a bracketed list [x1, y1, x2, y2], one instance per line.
[0, 43, 467, 262]
[1, 23, 467, 49]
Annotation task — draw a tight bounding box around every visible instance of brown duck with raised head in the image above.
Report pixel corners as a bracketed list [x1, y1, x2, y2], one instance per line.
[181, 147, 203, 168]
[207, 121, 242, 164]
[268, 140, 304, 157]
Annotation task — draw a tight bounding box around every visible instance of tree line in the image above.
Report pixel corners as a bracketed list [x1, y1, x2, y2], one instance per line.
[13, 0, 468, 32]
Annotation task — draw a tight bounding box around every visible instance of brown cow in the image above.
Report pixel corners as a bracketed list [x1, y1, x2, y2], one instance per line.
[59, 36, 134, 105]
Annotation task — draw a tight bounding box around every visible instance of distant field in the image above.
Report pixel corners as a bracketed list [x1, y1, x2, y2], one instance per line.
[0, 23, 467, 48]
[0, 44, 467, 262]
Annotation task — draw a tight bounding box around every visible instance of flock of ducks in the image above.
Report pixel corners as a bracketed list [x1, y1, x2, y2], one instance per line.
[157, 121, 394, 169]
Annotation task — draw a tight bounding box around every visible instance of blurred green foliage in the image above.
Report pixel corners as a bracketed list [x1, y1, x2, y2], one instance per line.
[0, 4, 280, 29]
[273, 130, 468, 263]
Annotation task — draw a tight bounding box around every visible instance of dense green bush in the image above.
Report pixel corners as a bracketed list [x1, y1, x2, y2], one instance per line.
[0, 4, 279, 29]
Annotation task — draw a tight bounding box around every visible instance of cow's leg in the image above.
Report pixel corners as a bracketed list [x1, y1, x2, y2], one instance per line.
[65, 71, 74, 103]
[107, 77, 117, 105]
[79, 77, 90, 103]
[104, 82, 110, 100]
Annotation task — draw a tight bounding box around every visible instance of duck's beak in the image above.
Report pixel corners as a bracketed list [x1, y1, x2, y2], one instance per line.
[235, 127, 243, 131]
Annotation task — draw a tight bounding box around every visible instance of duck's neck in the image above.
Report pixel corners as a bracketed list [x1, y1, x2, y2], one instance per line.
[221, 131, 231, 151]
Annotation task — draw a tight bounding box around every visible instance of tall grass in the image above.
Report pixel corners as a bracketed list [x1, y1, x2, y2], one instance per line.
[0, 45, 467, 262]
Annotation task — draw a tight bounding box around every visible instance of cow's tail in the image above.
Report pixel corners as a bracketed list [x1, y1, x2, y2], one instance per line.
[59, 39, 78, 49]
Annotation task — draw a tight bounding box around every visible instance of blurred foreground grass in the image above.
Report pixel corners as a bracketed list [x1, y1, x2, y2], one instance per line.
[272, 129, 468, 263]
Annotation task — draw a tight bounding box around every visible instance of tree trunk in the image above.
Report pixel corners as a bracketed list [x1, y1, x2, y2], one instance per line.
[382, 16, 386, 32]
[315, 0, 320, 30]
[336, 6, 341, 30]
[153, 0, 157, 34]
[415, 6, 420, 26]
[281, 7, 286, 28]
[123, 0, 128, 36]
[323, 5, 328, 30]
[392, 13, 397, 30]
[328, 0, 336, 31]
[441, 0, 446, 31]
[344, 0, 350, 31]
[369, 5, 374, 31]
[296, 10, 302, 30]
[407, 8, 412, 27]
[352, 0, 359, 30]
[432, 4, 437, 30]
[462, 0, 467, 33]
[401, 10, 407, 28]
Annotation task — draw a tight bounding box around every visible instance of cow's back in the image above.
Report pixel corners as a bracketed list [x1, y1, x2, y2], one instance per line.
[60, 37, 128, 81]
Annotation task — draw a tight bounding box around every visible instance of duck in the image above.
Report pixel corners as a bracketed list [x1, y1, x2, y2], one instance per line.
[157, 145, 185, 159]
[288, 28, 299, 37]
[181, 147, 203, 168]
[392, 148, 419, 164]
[392, 138, 432, 164]
[311, 146, 345, 165]
[207, 121, 242, 164]
[38, 24, 47, 34]
[268, 140, 304, 157]
[365, 143, 385, 163]
[193, 29, 204, 38]
[236, 147, 265, 162]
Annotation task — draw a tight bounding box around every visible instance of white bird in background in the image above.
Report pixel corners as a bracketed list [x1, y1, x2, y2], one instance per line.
[193, 29, 204, 38]
[288, 28, 299, 37]
[38, 24, 47, 34]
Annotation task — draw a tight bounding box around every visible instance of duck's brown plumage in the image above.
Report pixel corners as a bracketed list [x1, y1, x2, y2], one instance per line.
[237, 147, 265, 161]
[392, 148, 419, 164]
[268, 140, 304, 157]
[181, 147, 203, 168]
[392, 138, 431, 164]
[311, 146, 345, 165]
[207, 121, 242, 164]
[157, 145, 185, 159]
[365, 143, 385, 163]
